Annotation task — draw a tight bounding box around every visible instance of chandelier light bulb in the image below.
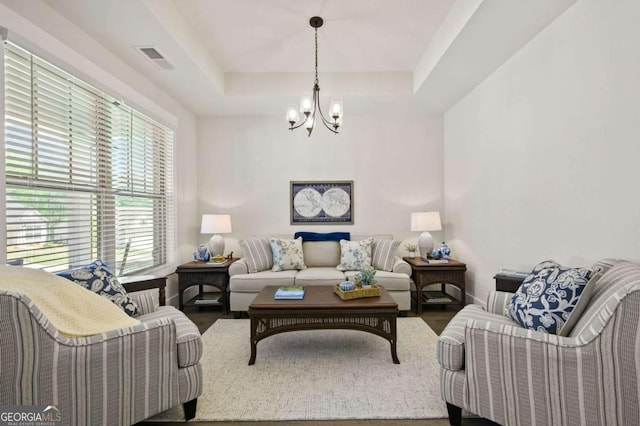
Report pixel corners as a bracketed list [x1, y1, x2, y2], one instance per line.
[287, 104, 299, 125]
[300, 95, 312, 115]
[330, 98, 343, 118]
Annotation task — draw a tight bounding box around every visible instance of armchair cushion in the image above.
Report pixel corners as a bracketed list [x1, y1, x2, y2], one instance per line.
[128, 288, 160, 316]
[486, 290, 514, 315]
[57, 260, 139, 317]
[506, 260, 593, 334]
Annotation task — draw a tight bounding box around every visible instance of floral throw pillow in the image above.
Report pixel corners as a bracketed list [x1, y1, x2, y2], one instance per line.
[269, 237, 307, 272]
[337, 238, 373, 271]
[57, 260, 139, 317]
[507, 260, 594, 334]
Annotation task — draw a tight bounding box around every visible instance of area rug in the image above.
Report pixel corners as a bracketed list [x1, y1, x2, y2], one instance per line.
[148, 317, 447, 421]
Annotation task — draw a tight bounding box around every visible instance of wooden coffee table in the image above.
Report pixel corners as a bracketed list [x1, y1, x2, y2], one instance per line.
[247, 285, 400, 365]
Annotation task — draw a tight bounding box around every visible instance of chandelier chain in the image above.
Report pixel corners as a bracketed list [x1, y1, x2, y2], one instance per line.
[314, 27, 319, 84]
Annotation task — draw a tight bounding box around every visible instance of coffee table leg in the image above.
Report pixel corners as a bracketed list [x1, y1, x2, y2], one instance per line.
[390, 340, 400, 364]
[249, 342, 257, 365]
[390, 316, 400, 364]
[249, 316, 257, 365]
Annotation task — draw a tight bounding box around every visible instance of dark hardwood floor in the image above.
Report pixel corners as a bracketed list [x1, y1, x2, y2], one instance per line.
[137, 304, 498, 426]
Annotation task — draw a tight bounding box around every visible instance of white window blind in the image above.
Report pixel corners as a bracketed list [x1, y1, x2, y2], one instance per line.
[4, 42, 174, 275]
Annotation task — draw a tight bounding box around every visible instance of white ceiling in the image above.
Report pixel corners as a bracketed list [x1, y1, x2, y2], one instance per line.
[22, 0, 578, 117]
[175, 0, 455, 73]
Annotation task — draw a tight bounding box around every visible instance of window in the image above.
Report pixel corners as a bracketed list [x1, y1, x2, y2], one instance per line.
[4, 42, 174, 275]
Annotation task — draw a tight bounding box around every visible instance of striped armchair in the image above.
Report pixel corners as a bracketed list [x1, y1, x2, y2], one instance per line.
[0, 288, 203, 425]
[437, 259, 640, 426]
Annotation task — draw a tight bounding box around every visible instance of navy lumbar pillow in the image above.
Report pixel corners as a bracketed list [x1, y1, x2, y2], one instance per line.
[507, 260, 593, 334]
[294, 232, 350, 242]
[57, 260, 139, 317]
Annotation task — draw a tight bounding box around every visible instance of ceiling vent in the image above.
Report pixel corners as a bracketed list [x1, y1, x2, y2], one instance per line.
[135, 46, 174, 70]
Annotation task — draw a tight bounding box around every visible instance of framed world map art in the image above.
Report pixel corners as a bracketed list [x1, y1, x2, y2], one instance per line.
[290, 180, 353, 225]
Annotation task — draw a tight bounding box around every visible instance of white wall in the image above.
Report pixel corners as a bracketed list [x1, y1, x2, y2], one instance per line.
[0, 1, 200, 304]
[444, 0, 640, 305]
[196, 114, 444, 250]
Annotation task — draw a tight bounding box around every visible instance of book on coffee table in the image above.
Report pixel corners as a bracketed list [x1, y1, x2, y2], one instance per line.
[274, 286, 306, 300]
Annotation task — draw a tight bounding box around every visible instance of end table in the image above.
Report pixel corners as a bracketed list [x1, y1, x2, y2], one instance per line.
[120, 275, 167, 306]
[403, 257, 467, 314]
[176, 259, 238, 314]
[494, 273, 526, 293]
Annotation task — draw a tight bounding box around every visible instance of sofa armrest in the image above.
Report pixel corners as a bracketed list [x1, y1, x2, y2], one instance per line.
[129, 288, 160, 316]
[229, 258, 249, 276]
[392, 256, 411, 275]
[485, 290, 514, 316]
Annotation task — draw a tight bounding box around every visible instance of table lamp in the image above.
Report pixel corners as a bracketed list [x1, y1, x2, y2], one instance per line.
[200, 214, 232, 257]
[410, 211, 442, 259]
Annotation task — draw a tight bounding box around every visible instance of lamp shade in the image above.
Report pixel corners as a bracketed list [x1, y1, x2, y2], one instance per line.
[200, 214, 232, 234]
[410, 211, 442, 232]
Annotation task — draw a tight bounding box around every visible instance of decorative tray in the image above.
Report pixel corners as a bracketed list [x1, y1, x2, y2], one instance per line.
[334, 283, 381, 300]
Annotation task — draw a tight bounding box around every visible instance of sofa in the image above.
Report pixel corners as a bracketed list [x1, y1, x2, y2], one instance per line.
[0, 266, 203, 426]
[229, 234, 412, 313]
[437, 259, 640, 426]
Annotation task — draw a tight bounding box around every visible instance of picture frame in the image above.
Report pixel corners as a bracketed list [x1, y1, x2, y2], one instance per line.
[290, 180, 353, 225]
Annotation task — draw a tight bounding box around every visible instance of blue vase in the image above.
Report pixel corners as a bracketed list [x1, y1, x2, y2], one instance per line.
[197, 244, 209, 262]
[438, 242, 451, 260]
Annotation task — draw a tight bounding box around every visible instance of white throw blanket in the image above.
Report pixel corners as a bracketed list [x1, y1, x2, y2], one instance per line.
[0, 265, 139, 337]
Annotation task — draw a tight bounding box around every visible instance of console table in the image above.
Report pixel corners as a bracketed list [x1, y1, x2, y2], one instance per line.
[176, 259, 238, 314]
[403, 257, 467, 314]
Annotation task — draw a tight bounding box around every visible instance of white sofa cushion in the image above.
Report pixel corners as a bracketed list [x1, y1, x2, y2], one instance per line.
[295, 267, 345, 286]
[337, 237, 373, 271]
[230, 270, 298, 292]
[303, 240, 341, 267]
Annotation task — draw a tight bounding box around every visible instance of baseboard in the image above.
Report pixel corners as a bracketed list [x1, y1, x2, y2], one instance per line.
[166, 293, 178, 307]
[466, 292, 485, 308]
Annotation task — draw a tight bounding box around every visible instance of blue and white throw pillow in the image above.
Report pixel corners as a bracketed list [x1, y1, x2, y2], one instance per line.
[507, 260, 593, 334]
[57, 260, 139, 317]
[269, 237, 307, 272]
[337, 238, 373, 271]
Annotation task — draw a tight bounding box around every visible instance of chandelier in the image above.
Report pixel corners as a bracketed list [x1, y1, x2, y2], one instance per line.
[286, 16, 343, 136]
